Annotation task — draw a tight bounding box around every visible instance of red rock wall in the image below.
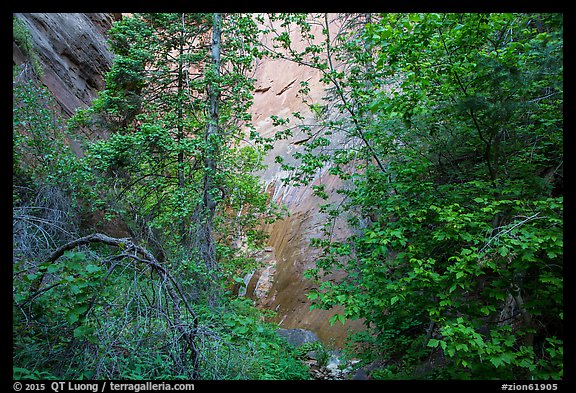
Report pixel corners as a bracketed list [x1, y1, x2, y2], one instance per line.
[249, 14, 366, 347]
[13, 12, 367, 346]
[13, 13, 118, 119]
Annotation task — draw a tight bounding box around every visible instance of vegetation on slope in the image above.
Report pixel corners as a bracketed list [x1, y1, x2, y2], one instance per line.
[13, 13, 562, 380]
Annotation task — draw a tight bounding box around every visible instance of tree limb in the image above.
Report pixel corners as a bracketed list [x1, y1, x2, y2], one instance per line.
[39, 232, 200, 377]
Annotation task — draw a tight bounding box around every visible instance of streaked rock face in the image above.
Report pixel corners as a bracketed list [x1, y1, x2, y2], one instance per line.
[13, 13, 118, 119]
[13, 12, 366, 347]
[276, 328, 320, 347]
[248, 14, 366, 347]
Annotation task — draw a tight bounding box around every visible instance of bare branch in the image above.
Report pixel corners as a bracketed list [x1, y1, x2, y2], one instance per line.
[37, 232, 200, 378]
[480, 212, 543, 254]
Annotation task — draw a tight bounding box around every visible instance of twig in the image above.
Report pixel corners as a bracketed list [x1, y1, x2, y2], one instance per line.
[479, 212, 542, 254]
[37, 233, 200, 376]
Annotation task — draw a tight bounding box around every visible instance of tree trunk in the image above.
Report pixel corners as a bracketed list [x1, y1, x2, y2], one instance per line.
[177, 13, 187, 245]
[199, 13, 222, 302]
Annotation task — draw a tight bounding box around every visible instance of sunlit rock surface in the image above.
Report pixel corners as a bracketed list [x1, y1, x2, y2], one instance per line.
[13, 12, 366, 347]
[247, 14, 366, 347]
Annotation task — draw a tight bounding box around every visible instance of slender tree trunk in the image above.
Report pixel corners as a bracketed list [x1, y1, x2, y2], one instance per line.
[323, 13, 387, 173]
[177, 13, 187, 245]
[200, 13, 221, 287]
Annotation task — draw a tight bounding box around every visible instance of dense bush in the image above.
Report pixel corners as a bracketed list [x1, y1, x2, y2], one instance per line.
[13, 12, 562, 381]
[298, 13, 563, 379]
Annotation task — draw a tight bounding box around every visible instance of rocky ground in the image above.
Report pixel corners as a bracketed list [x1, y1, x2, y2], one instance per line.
[303, 351, 361, 380]
[275, 328, 367, 380]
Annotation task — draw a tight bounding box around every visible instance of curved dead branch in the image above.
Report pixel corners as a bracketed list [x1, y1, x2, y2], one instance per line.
[37, 233, 200, 378]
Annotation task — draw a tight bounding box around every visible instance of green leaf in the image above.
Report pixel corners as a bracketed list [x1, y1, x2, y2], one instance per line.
[329, 313, 346, 326]
[490, 356, 504, 368]
[427, 339, 440, 348]
[86, 264, 101, 274]
[480, 306, 492, 315]
[73, 325, 95, 339]
[498, 246, 509, 257]
[235, 325, 249, 335]
[66, 310, 79, 325]
[307, 291, 319, 301]
[379, 29, 392, 39]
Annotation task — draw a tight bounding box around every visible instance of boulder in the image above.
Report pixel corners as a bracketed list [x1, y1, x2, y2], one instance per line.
[275, 328, 320, 347]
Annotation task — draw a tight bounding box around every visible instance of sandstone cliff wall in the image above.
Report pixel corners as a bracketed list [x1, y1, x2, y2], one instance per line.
[13, 12, 365, 347]
[246, 14, 366, 347]
[13, 13, 119, 118]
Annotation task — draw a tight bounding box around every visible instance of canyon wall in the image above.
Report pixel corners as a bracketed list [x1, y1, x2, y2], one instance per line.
[13, 12, 366, 347]
[13, 13, 119, 118]
[244, 15, 366, 347]
[13, 13, 120, 156]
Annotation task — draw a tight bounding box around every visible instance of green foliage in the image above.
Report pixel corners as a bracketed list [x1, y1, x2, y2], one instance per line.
[13, 16, 43, 76]
[191, 298, 310, 380]
[274, 13, 562, 380]
[14, 13, 305, 381]
[295, 341, 331, 367]
[14, 250, 110, 379]
[14, 12, 562, 381]
[13, 77, 76, 189]
[13, 367, 59, 380]
[68, 14, 273, 278]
